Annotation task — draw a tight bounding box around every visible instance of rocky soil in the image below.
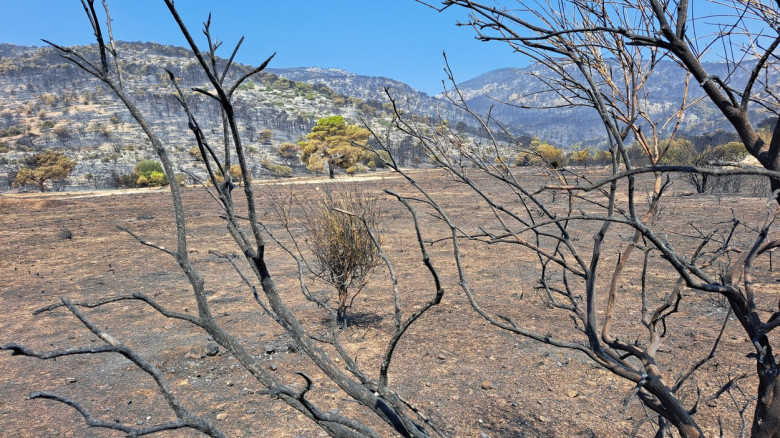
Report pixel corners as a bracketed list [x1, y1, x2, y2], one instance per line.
[0, 168, 776, 437]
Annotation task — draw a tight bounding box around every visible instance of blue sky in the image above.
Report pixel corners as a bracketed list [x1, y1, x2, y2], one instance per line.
[0, 1, 523, 95]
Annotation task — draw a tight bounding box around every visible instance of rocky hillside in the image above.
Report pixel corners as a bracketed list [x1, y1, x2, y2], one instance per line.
[447, 61, 774, 148]
[269, 61, 774, 149]
[0, 42, 427, 190]
[266, 67, 469, 127]
[0, 41, 774, 191]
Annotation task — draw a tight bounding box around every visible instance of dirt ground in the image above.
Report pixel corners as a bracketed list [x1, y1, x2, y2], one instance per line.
[0, 168, 776, 437]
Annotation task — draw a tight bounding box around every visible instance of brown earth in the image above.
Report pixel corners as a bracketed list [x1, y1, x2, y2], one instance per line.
[0, 168, 776, 437]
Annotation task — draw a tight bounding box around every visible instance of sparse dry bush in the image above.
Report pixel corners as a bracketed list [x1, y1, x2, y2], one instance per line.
[298, 185, 382, 328]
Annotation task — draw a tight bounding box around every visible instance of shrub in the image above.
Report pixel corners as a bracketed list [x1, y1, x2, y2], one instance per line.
[38, 120, 56, 130]
[300, 185, 382, 328]
[514, 152, 531, 166]
[536, 143, 566, 168]
[259, 129, 273, 145]
[362, 150, 390, 169]
[134, 160, 168, 187]
[109, 171, 136, 188]
[278, 142, 299, 159]
[268, 164, 293, 177]
[345, 163, 368, 175]
[229, 164, 244, 183]
[0, 125, 25, 138]
[189, 146, 203, 161]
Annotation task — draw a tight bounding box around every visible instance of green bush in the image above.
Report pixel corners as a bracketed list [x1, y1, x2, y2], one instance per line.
[134, 160, 168, 187]
[268, 164, 293, 177]
[362, 150, 390, 169]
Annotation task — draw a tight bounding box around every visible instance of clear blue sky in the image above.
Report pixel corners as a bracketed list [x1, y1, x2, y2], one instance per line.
[0, 1, 524, 95]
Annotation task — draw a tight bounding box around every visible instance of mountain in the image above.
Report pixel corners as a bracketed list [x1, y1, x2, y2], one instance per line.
[0, 42, 432, 190]
[267, 67, 425, 103]
[448, 61, 773, 147]
[270, 61, 774, 149]
[265, 67, 477, 129]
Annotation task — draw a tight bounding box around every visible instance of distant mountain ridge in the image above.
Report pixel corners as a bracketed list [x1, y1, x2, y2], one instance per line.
[267, 66, 418, 98]
[452, 60, 774, 147]
[266, 66, 468, 128]
[3, 41, 768, 148]
[271, 60, 773, 148]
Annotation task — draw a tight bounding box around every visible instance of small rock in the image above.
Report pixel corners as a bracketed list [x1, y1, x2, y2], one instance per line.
[424, 382, 431, 387]
[481, 381, 493, 390]
[585, 380, 597, 387]
[269, 363, 278, 371]
[436, 353, 446, 361]
[67, 377, 77, 384]
[329, 409, 340, 415]
[265, 343, 275, 354]
[246, 409, 256, 414]
[536, 415, 550, 423]
[184, 350, 202, 359]
[480, 433, 490, 438]
[204, 343, 219, 357]
[226, 381, 234, 387]
[216, 412, 228, 421]
[566, 390, 578, 398]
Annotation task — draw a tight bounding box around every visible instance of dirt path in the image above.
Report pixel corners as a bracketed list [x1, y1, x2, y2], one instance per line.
[0, 169, 420, 201]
